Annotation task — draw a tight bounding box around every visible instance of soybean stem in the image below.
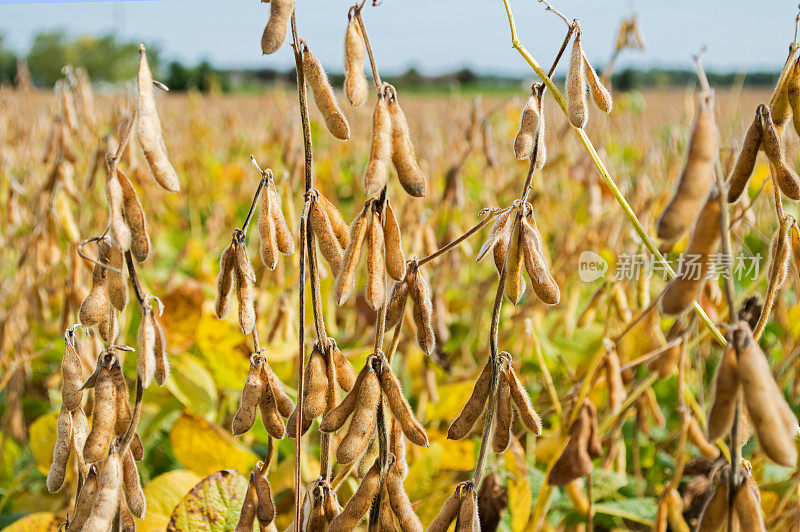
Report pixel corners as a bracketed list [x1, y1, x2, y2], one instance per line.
[417, 208, 503, 267]
[354, 8, 382, 89]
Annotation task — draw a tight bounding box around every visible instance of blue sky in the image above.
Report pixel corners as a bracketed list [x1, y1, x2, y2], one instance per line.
[0, 0, 798, 75]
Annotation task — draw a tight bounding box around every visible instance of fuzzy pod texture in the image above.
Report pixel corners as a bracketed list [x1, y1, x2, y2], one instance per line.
[409, 266, 436, 355]
[380, 364, 429, 447]
[66, 466, 98, 531]
[258, 186, 279, 269]
[456, 488, 480, 532]
[696, 474, 728, 532]
[521, 213, 560, 304]
[388, 94, 426, 197]
[137, 308, 157, 388]
[329, 342, 357, 392]
[735, 323, 799, 467]
[47, 407, 73, 493]
[789, 58, 800, 137]
[386, 461, 423, 531]
[84, 364, 116, 463]
[153, 317, 170, 385]
[82, 450, 123, 532]
[514, 89, 539, 160]
[116, 167, 150, 262]
[317, 193, 350, 249]
[770, 45, 799, 126]
[62, 330, 84, 411]
[733, 474, 767, 532]
[136, 46, 180, 192]
[122, 449, 146, 518]
[687, 415, 719, 457]
[533, 90, 547, 170]
[288, 346, 328, 436]
[583, 52, 613, 113]
[547, 402, 595, 486]
[659, 194, 721, 315]
[268, 182, 294, 255]
[260, 376, 286, 440]
[98, 239, 128, 312]
[383, 201, 406, 281]
[567, 34, 588, 129]
[261, 0, 293, 54]
[320, 363, 369, 432]
[390, 418, 408, 479]
[707, 344, 740, 441]
[427, 486, 463, 532]
[329, 460, 381, 531]
[492, 370, 513, 453]
[761, 108, 800, 200]
[106, 168, 132, 252]
[365, 209, 386, 310]
[215, 241, 236, 318]
[233, 357, 265, 435]
[334, 204, 369, 305]
[448, 360, 492, 439]
[253, 466, 276, 527]
[336, 369, 381, 464]
[234, 242, 257, 334]
[477, 208, 512, 266]
[605, 348, 626, 415]
[303, 47, 350, 140]
[344, 16, 368, 107]
[385, 277, 411, 330]
[504, 215, 526, 304]
[263, 363, 295, 418]
[309, 194, 344, 274]
[508, 366, 542, 435]
[727, 106, 764, 203]
[356, 434, 379, 478]
[235, 477, 258, 532]
[656, 92, 717, 240]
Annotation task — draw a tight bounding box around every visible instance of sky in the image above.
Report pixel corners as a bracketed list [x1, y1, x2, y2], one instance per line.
[0, 0, 798, 76]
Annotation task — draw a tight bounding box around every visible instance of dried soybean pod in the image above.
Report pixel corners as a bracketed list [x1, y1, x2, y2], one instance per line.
[84, 364, 116, 463]
[321, 364, 369, 432]
[514, 87, 539, 160]
[98, 239, 128, 312]
[331, 342, 357, 391]
[357, 433, 379, 478]
[547, 405, 593, 486]
[707, 345, 740, 440]
[455, 488, 479, 532]
[106, 167, 132, 251]
[492, 210, 516, 275]
[533, 87, 547, 170]
[365, 209, 386, 310]
[324, 489, 342, 522]
[583, 51, 612, 113]
[233, 357, 265, 435]
[116, 167, 150, 262]
[72, 407, 90, 458]
[67, 466, 98, 531]
[505, 216, 526, 304]
[492, 371, 512, 453]
[261, 364, 294, 418]
[585, 401, 603, 458]
[383, 201, 406, 281]
[761, 108, 800, 200]
[770, 44, 799, 126]
[697, 476, 728, 532]
[336, 369, 380, 464]
[687, 416, 719, 458]
[390, 419, 408, 479]
[267, 181, 294, 255]
[235, 477, 258, 532]
[136, 45, 180, 193]
[789, 58, 800, 136]
[508, 366, 542, 435]
[521, 214, 560, 304]
[388, 90, 426, 197]
[235, 241, 257, 334]
[727, 106, 764, 203]
[605, 348, 625, 415]
[215, 241, 236, 318]
[309, 194, 344, 274]
[47, 407, 72, 493]
[379, 364, 428, 447]
[385, 277, 411, 330]
[334, 203, 369, 305]
[303, 46, 350, 140]
[62, 329, 84, 411]
[153, 317, 169, 385]
[261, 0, 293, 54]
[567, 33, 588, 128]
[409, 266, 435, 355]
[476, 208, 512, 264]
[448, 360, 492, 439]
[378, 483, 397, 531]
[735, 323, 798, 467]
[258, 185, 278, 269]
[427, 486, 463, 532]
[659, 194, 721, 315]
[137, 308, 156, 388]
[83, 450, 123, 532]
[259, 379, 286, 440]
[656, 92, 717, 240]
[344, 15, 367, 107]
[386, 462, 423, 532]
[317, 192, 349, 249]
[253, 465, 276, 526]
[288, 347, 328, 436]
[122, 449, 146, 518]
[329, 461, 381, 531]
[734, 474, 767, 532]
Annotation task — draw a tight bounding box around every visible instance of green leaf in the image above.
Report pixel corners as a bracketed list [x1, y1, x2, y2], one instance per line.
[165, 355, 218, 419]
[594, 497, 657, 526]
[167, 469, 249, 532]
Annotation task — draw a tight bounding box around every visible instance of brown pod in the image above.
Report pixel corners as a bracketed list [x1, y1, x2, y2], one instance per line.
[233, 357, 265, 435]
[324, 489, 342, 523]
[99, 239, 128, 312]
[504, 216, 526, 304]
[770, 45, 799, 126]
[263, 363, 294, 418]
[427, 486, 463, 532]
[735, 323, 798, 467]
[116, 167, 150, 262]
[215, 241, 236, 318]
[514, 87, 539, 160]
[727, 106, 764, 203]
[508, 366, 542, 435]
[260, 376, 286, 440]
[385, 277, 411, 330]
[492, 370, 512, 453]
[47, 407, 72, 493]
[137, 308, 157, 388]
[303, 46, 350, 140]
[122, 449, 146, 518]
[365, 209, 386, 310]
[761, 107, 800, 200]
[234, 242, 257, 334]
[409, 266, 436, 355]
[585, 401, 603, 459]
[344, 16, 368, 106]
[62, 329, 84, 411]
[235, 477, 258, 532]
[119, 501, 136, 532]
[136, 45, 180, 193]
[321, 364, 369, 432]
[707, 345, 740, 441]
[288, 346, 328, 436]
[390, 418, 408, 479]
[67, 466, 98, 531]
[687, 416, 719, 458]
[388, 92, 426, 197]
[268, 181, 294, 255]
[260, 0, 293, 54]
[533, 89, 547, 170]
[383, 201, 406, 281]
[448, 360, 492, 439]
[72, 407, 90, 459]
[336, 369, 381, 464]
[380, 364, 429, 447]
[84, 364, 116, 463]
[605, 348, 625, 415]
[567, 34, 588, 128]
[357, 433, 379, 478]
[659, 193, 721, 315]
[258, 186, 278, 269]
[82, 449, 122, 532]
[386, 462, 423, 531]
[378, 483, 397, 531]
[329, 461, 381, 531]
[332, 342, 357, 392]
[521, 213, 560, 304]
[334, 204, 369, 305]
[476, 208, 512, 267]
[253, 465, 276, 526]
[153, 317, 170, 385]
[790, 58, 800, 136]
[310, 194, 344, 274]
[317, 193, 349, 249]
[455, 488, 480, 532]
[107, 168, 132, 253]
[656, 92, 717, 240]
[547, 403, 594, 486]
[733, 473, 767, 532]
[696, 475, 728, 532]
[583, 52, 613, 113]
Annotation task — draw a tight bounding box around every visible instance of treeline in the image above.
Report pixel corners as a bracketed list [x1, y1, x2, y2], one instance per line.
[0, 31, 782, 92]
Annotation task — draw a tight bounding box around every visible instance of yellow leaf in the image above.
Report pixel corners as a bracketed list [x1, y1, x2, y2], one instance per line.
[751, 162, 771, 192]
[137, 470, 202, 532]
[28, 411, 59, 476]
[505, 439, 532, 532]
[195, 314, 250, 390]
[405, 441, 443, 501]
[160, 281, 204, 352]
[169, 412, 257, 477]
[425, 379, 477, 422]
[166, 355, 218, 419]
[2, 512, 59, 531]
[427, 429, 476, 471]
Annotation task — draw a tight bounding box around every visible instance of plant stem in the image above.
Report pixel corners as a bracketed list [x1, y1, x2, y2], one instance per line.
[354, 7, 381, 89]
[417, 208, 503, 267]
